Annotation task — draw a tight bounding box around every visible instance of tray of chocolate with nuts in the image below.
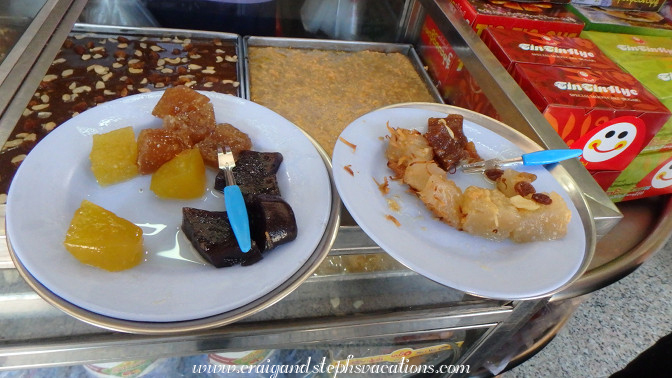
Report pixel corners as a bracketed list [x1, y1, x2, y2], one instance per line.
[0, 24, 244, 199]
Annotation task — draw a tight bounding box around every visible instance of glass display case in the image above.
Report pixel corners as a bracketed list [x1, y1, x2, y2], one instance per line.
[1, 1, 669, 376]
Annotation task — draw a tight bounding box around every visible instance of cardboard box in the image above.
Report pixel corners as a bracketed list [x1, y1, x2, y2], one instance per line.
[417, 14, 500, 118]
[417, 15, 464, 101]
[608, 58, 672, 153]
[449, 0, 585, 37]
[582, 30, 672, 65]
[590, 169, 622, 190]
[513, 63, 671, 171]
[617, 57, 672, 99]
[569, 0, 667, 12]
[641, 98, 672, 153]
[606, 149, 672, 201]
[568, 4, 672, 37]
[481, 28, 618, 72]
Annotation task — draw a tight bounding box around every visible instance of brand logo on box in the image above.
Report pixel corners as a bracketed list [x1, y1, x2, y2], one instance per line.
[570, 116, 646, 171]
[616, 44, 672, 55]
[518, 43, 595, 58]
[554, 77, 639, 98]
[658, 72, 672, 81]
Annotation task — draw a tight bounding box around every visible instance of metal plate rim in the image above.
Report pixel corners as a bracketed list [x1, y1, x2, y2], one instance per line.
[6, 136, 341, 335]
[364, 102, 597, 301]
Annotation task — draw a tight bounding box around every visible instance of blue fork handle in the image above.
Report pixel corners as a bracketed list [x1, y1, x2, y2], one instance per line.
[522, 149, 582, 166]
[224, 185, 251, 253]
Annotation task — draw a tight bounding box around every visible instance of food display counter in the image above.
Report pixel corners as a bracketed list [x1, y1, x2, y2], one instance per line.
[0, 0, 669, 376]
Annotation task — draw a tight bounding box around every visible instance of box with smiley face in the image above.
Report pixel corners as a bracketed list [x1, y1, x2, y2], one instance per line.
[481, 28, 619, 72]
[449, 0, 585, 37]
[513, 63, 671, 171]
[606, 150, 672, 201]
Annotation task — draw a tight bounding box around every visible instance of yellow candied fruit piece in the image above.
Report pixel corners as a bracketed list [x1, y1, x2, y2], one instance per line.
[150, 148, 206, 199]
[90, 126, 139, 186]
[64, 200, 144, 271]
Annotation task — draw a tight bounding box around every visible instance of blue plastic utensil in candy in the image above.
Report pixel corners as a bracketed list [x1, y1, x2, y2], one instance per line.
[461, 149, 582, 173]
[217, 146, 251, 253]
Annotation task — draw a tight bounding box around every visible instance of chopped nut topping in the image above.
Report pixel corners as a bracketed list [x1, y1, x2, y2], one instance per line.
[150, 45, 162, 52]
[3, 139, 23, 149]
[22, 109, 33, 117]
[129, 67, 143, 74]
[161, 68, 174, 74]
[11, 155, 26, 164]
[42, 122, 56, 131]
[52, 58, 66, 65]
[94, 65, 108, 75]
[225, 55, 238, 62]
[102, 72, 113, 82]
[42, 74, 58, 82]
[134, 50, 142, 57]
[61, 69, 74, 77]
[81, 54, 91, 61]
[103, 90, 115, 96]
[92, 54, 103, 59]
[95, 81, 105, 89]
[138, 88, 151, 93]
[31, 104, 49, 111]
[40, 94, 49, 103]
[216, 56, 224, 63]
[37, 112, 52, 119]
[112, 62, 123, 69]
[164, 57, 181, 65]
[72, 86, 92, 94]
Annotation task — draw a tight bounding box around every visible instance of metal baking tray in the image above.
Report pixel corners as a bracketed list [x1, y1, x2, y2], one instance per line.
[242, 36, 444, 104]
[71, 23, 246, 98]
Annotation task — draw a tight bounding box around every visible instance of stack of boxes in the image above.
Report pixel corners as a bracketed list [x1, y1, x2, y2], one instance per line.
[482, 28, 671, 195]
[417, 0, 672, 202]
[582, 31, 672, 200]
[418, 0, 585, 117]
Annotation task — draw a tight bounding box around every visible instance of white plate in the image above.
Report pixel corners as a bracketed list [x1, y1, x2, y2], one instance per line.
[6, 91, 332, 322]
[332, 106, 588, 300]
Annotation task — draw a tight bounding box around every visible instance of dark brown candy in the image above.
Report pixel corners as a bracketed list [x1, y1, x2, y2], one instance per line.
[532, 193, 553, 205]
[424, 115, 480, 172]
[514, 181, 536, 197]
[182, 207, 262, 268]
[247, 194, 298, 253]
[484, 168, 504, 181]
[215, 150, 283, 197]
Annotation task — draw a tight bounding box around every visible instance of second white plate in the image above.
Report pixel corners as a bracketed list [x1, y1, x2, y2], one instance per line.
[332, 104, 591, 300]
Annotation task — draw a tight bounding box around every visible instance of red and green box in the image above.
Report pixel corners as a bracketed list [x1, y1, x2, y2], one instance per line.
[449, 0, 585, 37]
[606, 149, 672, 201]
[481, 27, 618, 72]
[512, 63, 671, 171]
